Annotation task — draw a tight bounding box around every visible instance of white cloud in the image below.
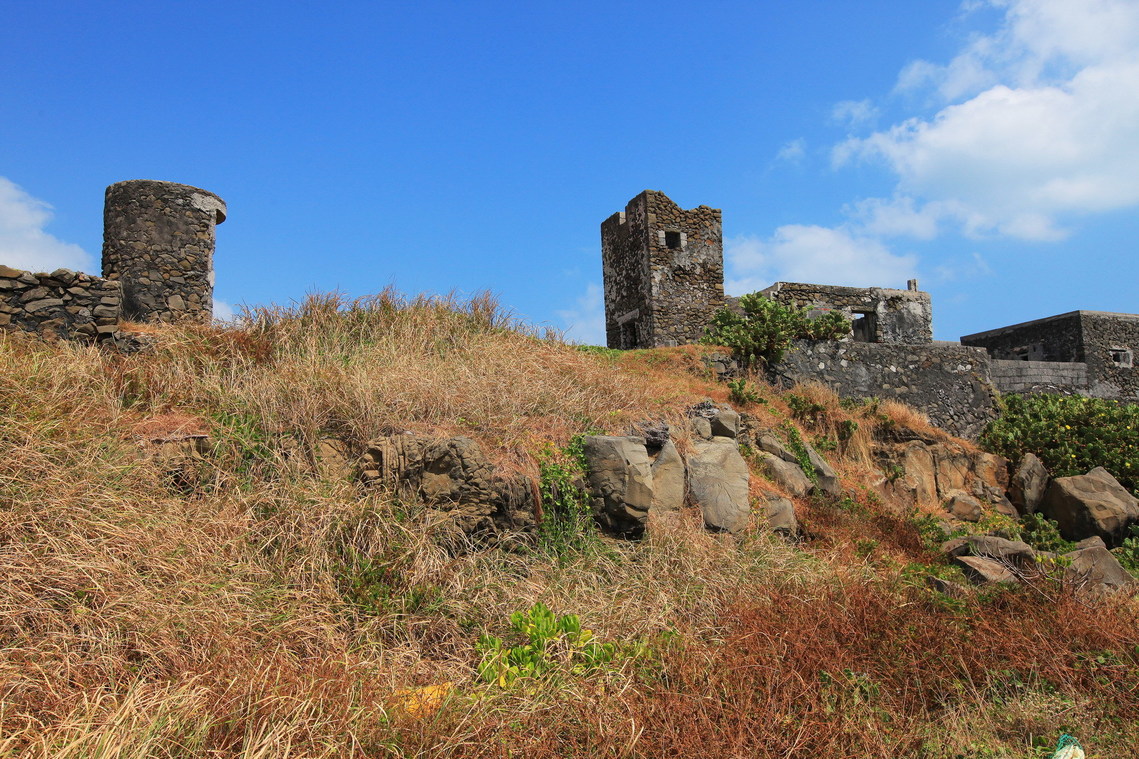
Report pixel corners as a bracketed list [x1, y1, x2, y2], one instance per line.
[775, 138, 806, 162]
[932, 251, 993, 283]
[213, 298, 237, 322]
[831, 99, 879, 128]
[0, 177, 93, 274]
[839, 0, 1139, 241]
[556, 282, 606, 345]
[724, 227, 917, 296]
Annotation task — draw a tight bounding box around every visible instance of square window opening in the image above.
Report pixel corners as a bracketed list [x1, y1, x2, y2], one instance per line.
[851, 311, 877, 343]
[664, 230, 682, 249]
[1109, 347, 1133, 368]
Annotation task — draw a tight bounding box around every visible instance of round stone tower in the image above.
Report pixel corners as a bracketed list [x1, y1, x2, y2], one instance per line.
[101, 180, 227, 322]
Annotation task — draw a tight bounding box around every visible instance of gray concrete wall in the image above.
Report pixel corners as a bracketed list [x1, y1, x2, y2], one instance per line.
[989, 359, 1089, 395]
[770, 340, 997, 439]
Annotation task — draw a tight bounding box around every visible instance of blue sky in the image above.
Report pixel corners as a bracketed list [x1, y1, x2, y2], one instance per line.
[2, 0, 1137, 342]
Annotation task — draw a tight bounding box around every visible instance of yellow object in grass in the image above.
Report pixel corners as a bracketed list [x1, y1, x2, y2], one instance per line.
[385, 682, 454, 718]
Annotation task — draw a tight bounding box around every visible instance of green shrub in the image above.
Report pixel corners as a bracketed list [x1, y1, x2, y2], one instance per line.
[537, 435, 598, 558]
[727, 377, 764, 405]
[980, 394, 1138, 496]
[702, 293, 850, 364]
[475, 602, 620, 688]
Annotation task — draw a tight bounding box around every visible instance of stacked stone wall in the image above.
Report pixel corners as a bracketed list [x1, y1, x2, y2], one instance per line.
[770, 340, 997, 438]
[601, 194, 653, 349]
[1080, 313, 1139, 400]
[0, 265, 120, 342]
[102, 180, 226, 323]
[601, 190, 722, 349]
[989, 359, 1089, 395]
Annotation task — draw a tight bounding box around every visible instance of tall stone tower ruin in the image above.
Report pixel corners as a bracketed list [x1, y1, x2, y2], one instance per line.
[601, 190, 723, 349]
[102, 180, 227, 322]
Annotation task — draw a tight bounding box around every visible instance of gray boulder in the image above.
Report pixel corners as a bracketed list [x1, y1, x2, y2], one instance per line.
[956, 555, 1020, 585]
[763, 495, 799, 537]
[1040, 467, 1139, 547]
[942, 535, 1037, 567]
[689, 438, 751, 533]
[1064, 543, 1134, 591]
[943, 490, 983, 522]
[649, 440, 685, 514]
[688, 400, 740, 440]
[756, 431, 839, 496]
[756, 451, 812, 498]
[1009, 453, 1049, 515]
[582, 436, 654, 536]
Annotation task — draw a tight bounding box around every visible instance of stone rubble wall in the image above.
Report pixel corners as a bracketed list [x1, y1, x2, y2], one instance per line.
[770, 340, 997, 439]
[0, 265, 121, 342]
[761, 281, 933, 344]
[601, 190, 723, 349]
[1079, 312, 1139, 401]
[962, 311, 1084, 362]
[643, 191, 724, 347]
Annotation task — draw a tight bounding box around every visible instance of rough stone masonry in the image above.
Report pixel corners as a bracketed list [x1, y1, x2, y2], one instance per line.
[102, 180, 227, 323]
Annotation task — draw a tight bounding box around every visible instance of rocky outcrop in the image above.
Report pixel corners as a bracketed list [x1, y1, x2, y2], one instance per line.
[874, 438, 1008, 515]
[649, 440, 686, 514]
[689, 438, 750, 533]
[358, 434, 537, 540]
[754, 432, 840, 497]
[1009, 453, 1049, 515]
[1039, 467, 1139, 547]
[582, 436, 656, 536]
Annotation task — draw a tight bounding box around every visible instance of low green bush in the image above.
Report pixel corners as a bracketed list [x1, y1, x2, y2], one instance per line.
[702, 293, 850, 364]
[980, 394, 1138, 496]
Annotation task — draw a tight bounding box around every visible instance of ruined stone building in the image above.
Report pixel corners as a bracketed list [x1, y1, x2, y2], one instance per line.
[601, 190, 724, 349]
[963, 311, 1139, 401]
[599, 190, 1138, 437]
[0, 180, 226, 342]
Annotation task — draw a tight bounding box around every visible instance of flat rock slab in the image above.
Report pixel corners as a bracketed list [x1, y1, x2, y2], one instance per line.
[689, 438, 751, 533]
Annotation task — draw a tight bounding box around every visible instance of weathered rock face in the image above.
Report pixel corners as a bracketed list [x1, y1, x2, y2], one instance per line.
[582, 436, 655, 536]
[1040, 467, 1139, 547]
[1009, 453, 1049, 515]
[0, 266, 121, 341]
[1064, 543, 1134, 591]
[359, 434, 536, 540]
[763, 495, 799, 537]
[874, 439, 1007, 513]
[942, 536, 1037, 567]
[650, 440, 685, 514]
[689, 438, 751, 533]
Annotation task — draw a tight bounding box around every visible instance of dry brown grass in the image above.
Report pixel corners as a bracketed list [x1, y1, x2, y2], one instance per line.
[0, 292, 1136, 757]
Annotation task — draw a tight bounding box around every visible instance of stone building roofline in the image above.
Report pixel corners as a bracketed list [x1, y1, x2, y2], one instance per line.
[106, 179, 227, 223]
[761, 280, 928, 297]
[962, 310, 1139, 342]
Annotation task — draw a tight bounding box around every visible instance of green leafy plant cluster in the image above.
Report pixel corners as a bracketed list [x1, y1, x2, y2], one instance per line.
[1115, 525, 1139, 574]
[980, 394, 1139, 495]
[727, 377, 765, 405]
[702, 293, 851, 364]
[1013, 513, 1077, 554]
[779, 421, 818, 485]
[537, 435, 598, 557]
[475, 602, 619, 688]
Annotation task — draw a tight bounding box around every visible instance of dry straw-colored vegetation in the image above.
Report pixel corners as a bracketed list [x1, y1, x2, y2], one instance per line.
[0, 291, 1136, 758]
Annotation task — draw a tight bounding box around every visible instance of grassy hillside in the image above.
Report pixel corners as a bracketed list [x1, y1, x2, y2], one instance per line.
[0, 292, 1136, 758]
